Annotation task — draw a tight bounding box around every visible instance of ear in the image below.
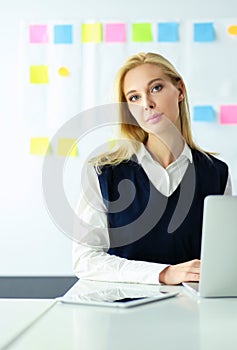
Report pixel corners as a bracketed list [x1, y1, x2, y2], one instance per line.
[177, 80, 184, 102]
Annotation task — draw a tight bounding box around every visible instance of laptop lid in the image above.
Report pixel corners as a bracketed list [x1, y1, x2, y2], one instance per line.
[199, 195, 237, 297]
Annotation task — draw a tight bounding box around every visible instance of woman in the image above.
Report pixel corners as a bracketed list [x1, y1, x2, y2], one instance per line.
[73, 52, 231, 285]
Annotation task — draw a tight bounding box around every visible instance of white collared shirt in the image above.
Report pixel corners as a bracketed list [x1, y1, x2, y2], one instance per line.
[72, 144, 232, 285]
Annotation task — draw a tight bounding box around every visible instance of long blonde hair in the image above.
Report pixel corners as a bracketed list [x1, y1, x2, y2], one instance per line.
[91, 52, 209, 170]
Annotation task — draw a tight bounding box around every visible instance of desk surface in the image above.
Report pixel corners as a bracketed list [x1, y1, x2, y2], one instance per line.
[3, 280, 237, 350]
[0, 299, 55, 350]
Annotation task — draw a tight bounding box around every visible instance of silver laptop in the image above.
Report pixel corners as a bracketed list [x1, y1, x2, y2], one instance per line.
[183, 195, 237, 297]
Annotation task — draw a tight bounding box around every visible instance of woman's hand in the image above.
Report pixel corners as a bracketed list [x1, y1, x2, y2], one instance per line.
[159, 259, 200, 285]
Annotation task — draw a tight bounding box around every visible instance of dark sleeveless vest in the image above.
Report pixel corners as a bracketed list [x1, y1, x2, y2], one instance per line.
[97, 150, 228, 265]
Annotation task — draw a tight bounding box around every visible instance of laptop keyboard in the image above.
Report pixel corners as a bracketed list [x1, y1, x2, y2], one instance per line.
[183, 282, 200, 293]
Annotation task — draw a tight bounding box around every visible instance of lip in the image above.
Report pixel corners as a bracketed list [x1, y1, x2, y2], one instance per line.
[146, 113, 163, 123]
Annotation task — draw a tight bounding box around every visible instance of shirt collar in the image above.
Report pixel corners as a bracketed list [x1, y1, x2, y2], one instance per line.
[136, 142, 193, 164]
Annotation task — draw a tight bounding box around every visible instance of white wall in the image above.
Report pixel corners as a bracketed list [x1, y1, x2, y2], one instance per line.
[0, 0, 236, 275]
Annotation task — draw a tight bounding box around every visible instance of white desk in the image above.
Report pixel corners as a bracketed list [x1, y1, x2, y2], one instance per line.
[3, 280, 237, 350]
[0, 299, 55, 350]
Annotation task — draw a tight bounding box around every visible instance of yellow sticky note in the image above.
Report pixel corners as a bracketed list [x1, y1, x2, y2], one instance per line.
[57, 138, 78, 157]
[227, 25, 237, 35]
[107, 138, 117, 150]
[30, 65, 48, 84]
[30, 137, 50, 155]
[81, 23, 102, 42]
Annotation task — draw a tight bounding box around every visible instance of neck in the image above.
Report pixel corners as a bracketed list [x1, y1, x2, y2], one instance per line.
[145, 130, 184, 168]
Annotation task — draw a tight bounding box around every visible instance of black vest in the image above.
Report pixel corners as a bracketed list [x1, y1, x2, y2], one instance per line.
[97, 150, 228, 265]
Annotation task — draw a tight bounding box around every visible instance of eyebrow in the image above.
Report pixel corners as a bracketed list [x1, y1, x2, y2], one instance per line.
[125, 78, 164, 97]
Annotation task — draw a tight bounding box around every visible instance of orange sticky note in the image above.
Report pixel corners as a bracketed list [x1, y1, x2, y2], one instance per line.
[58, 67, 69, 77]
[30, 138, 50, 155]
[227, 25, 237, 35]
[57, 138, 78, 157]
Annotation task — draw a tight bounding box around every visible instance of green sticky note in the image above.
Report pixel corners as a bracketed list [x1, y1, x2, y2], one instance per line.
[29, 65, 48, 84]
[81, 23, 102, 42]
[132, 23, 152, 42]
[57, 138, 78, 157]
[30, 138, 50, 155]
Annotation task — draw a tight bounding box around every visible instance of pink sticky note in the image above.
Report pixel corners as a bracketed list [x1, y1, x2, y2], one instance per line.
[29, 25, 48, 43]
[219, 105, 237, 124]
[104, 23, 126, 42]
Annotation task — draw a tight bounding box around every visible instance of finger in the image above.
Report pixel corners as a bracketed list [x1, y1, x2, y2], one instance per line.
[192, 259, 201, 267]
[183, 272, 200, 282]
[179, 259, 201, 268]
[183, 267, 200, 274]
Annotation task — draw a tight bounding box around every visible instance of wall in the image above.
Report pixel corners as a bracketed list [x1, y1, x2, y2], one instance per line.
[0, 0, 236, 275]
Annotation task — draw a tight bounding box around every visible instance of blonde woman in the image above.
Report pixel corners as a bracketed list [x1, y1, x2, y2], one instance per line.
[73, 52, 231, 285]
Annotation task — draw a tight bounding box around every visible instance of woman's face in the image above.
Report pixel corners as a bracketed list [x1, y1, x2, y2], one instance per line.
[123, 63, 183, 135]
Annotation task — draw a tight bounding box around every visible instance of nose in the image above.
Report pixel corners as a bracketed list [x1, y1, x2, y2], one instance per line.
[145, 104, 154, 110]
[144, 96, 155, 110]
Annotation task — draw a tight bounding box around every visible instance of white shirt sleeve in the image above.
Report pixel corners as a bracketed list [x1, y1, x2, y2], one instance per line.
[72, 164, 168, 285]
[224, 172, 232, 195]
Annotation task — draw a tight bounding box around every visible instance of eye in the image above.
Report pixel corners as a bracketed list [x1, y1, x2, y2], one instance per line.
[128, 94, 140, 102]
[151, 84, 163, 93]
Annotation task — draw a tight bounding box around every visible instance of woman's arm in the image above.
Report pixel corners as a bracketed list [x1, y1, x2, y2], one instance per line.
[73, 164, 201, 285]
[73, 164, 168, 284]
[72, 241, 168, 284]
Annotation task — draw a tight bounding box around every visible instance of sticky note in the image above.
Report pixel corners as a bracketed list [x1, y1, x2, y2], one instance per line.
[29, 66, 48, 84]
[81, 23, 102, 43]
[57, 138, 78, 157]
[30, 138, 50, 155]
[131, 23, 152, 42]
[227, 25, 237, 35]
[219, 105, 237, 124]
[193, 23, 215, 42]
[157, 22, 179, 42]
[54, 25, 73, 44]
[104, 23, 126, 42]
[107, 138, 117, 150]
[29, 25, 48, 43]
[193, 106, 215, 122]
[58, 67, 69, 77]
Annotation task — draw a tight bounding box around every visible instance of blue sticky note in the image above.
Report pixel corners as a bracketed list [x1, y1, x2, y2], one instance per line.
[193, 23, 215, 42]
[54, 25, 73, 44]
[157, 22, 179, 42]
[193, 106, 215, 122]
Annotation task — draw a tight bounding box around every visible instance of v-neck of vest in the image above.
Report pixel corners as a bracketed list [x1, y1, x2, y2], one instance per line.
[136, 159, 195, 200]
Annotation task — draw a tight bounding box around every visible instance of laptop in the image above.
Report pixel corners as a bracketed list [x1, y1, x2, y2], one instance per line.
[183, 195, 237, 297]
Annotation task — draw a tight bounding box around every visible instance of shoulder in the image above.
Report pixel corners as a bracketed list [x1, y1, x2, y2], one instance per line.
[191, 149, 228, 171]
[98, 156, 139, 176]
[191, 149, 229, 189]
[191, 149, 229, 193]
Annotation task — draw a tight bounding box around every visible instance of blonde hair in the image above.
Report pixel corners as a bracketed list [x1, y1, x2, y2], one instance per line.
[91, 52, 209, 170]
